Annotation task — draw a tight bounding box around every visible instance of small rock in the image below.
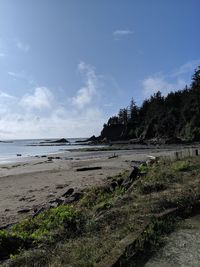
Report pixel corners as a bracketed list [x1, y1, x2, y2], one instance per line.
[50, 203, 58, 208]
[49, 198, 64, 205]
[110, 181, 118, 191]
[19, 197, 26, 201]
[56, 184, 66, 189]
[28, 199, 35, 202]
[64, 196, 76, 204]
[47, 193, 55, 197]
[62, 188, 74, 198]
[18, 208, 31, 213]
[4, 208, 10, 212]
[64, 192, 83, 204]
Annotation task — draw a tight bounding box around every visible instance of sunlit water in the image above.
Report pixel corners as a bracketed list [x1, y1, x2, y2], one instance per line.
[0, 138, 93, 163]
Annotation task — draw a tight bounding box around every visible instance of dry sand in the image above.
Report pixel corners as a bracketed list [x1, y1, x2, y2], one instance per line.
[0, 145, 197, 228]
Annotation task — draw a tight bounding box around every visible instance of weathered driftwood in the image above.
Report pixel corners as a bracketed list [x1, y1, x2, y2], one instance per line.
[122, 166, 139, 189]
[76, 166, 102, 171]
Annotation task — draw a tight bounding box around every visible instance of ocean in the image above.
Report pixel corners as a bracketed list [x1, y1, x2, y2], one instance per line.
[0, 138, 92, 163]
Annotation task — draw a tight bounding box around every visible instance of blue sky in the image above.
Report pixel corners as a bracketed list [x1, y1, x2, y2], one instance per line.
[0, 0, 199, 139]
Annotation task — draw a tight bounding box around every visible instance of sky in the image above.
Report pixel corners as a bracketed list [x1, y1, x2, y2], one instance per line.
[0, 0, 199, 139]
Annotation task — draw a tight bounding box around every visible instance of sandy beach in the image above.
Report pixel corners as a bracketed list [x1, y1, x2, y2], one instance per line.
[0, 145, 199, 228]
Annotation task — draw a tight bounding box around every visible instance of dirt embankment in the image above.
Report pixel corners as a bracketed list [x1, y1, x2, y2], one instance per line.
[1, 153, 200, 266]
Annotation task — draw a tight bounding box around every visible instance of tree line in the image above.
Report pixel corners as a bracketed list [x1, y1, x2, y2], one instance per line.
[101, 67, 200, 142]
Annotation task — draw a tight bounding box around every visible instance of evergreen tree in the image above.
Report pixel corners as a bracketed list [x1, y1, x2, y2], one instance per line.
[101, 68, 200, 142]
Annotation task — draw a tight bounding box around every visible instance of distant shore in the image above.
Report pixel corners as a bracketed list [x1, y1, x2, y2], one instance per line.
[0, 138, 102, 164]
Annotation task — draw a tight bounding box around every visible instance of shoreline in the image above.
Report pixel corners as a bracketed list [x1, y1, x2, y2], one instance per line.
[0, 140, 199, 165]
[0, 144, 106, 165]
[1, 143, 200, 229]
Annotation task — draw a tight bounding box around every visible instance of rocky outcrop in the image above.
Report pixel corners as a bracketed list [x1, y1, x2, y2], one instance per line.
[40, 138, 69, 144]
[53, 138, 69, 143]
[100, 124, 124, 141]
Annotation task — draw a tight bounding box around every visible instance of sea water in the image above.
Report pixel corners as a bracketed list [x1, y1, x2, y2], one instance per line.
[0, 138, 91, 163]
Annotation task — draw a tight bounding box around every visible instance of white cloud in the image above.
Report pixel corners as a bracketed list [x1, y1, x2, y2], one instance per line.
[143, 75, 186, 98]
[172, 59, 200, 76]
[72, 62, 98, 109]
[0, 62, 109, 139]
[8, 71, 35, 85]
[142, 60, 200, 98]
[8, 71, 25, 79]
[20, 87, 53, 110]
[0, 91, 17, 115]
[113, 29, 133, 40]
[104, 103, 113, 107]
[0, 90, 105, 139]
[0, 91, 15, 99]
[0, 63, 107, 139]
[16, 41, 30, 52]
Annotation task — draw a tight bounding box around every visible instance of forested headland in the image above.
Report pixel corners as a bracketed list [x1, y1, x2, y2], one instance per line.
[98, 67, 200, 144]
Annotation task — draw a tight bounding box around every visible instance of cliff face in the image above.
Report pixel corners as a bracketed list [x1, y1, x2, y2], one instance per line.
[100, 124, 124, 141]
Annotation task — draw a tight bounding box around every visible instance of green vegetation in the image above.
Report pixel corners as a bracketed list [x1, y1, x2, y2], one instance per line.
[0, 205, 85, 261]
[12, 205, 84, 241]
[1, 156, 200, 266]
[100, 67, 200, 142]
[79, 185, 126, 212]
[172, 160, 192, 171]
